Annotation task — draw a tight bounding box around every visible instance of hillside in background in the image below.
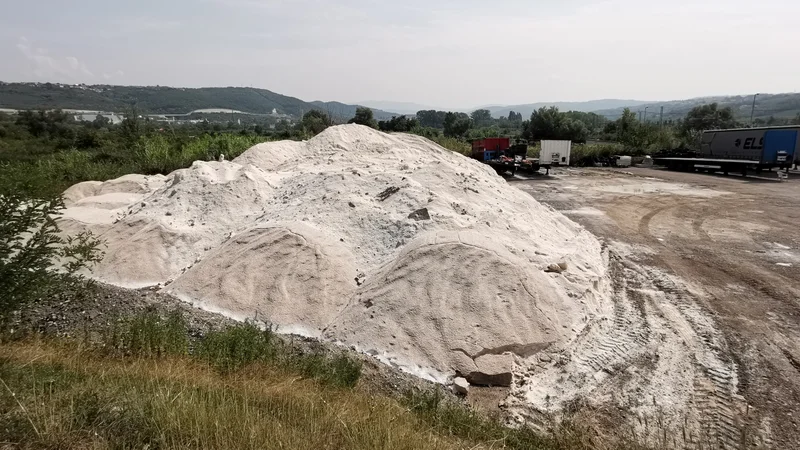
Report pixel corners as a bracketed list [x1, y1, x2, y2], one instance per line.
[309, 100, 398, 121]
[357, 100, 441, 115]
[0, 82, 398, 120]
[593, 93, 800, 121]
[483, 100, 652, 118]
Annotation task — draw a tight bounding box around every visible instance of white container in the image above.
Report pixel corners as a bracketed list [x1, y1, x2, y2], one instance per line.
[615, 155, 632, 167]
[540, 140, 571, 166]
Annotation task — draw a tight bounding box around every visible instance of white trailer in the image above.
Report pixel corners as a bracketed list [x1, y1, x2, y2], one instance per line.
[540, 140, 572, 167]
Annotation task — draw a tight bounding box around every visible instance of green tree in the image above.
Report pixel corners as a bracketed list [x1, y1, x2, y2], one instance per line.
[15, 110, 74, 139]
[416, 110, 447, 128]
[120, 107, 143, 146]
[522, 106, 588, 143]
[301, 110, 333, 135]
[679, 103, 737, 148]
[681, 103, 737, 135]
[92, 114, 111, 129]
[470, 109, 493, 128]
[378, 116, 418, 132]
[615, 108, 639, 144]
[443, 112, 471, 137]
[0, 193, 103, 325]
[348, 107, 377, 129]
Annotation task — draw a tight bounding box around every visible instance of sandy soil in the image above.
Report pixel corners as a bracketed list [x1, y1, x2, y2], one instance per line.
[511, 167, 800, 448]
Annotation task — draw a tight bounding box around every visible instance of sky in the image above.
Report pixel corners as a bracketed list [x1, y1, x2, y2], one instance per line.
[1, 0, 798, 109]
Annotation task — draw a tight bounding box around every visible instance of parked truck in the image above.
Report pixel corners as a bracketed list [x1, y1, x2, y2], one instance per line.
[653, 126, 800, 176]
[470, 138, 571, 176]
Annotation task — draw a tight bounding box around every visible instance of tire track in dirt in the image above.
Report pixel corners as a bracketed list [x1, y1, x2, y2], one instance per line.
[638, 264, 747, 449]
[636, 198, 712, 242]
[570, 254, 650, 373]
[637, 204, 674, 237]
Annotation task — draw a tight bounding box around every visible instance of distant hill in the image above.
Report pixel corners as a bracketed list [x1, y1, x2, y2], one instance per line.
[0, 82, 399, 120]
[308, 101, 399, 121]
[484, 99, 651, 118]
[593, 93, 800, 121]
[357, 101, 441, 115]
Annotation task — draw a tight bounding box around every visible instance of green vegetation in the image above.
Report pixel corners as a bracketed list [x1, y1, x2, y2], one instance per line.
[0, 109, 302, 198]
[0, 193, 102, 327]
[348, 106, 378, 128]
[0, 308, 654, 450]
[443, 112, 472, 137]
[378, 115, 418, 132]
[403, 102, 743, 163]
[100, 309, 362, 388]
[0, 340, 406, 450]
[523, 106, 591, 143]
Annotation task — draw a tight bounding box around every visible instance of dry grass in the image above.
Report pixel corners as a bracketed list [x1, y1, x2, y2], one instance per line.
[0, 340, 465, 450]
[0, 310, 693, 450]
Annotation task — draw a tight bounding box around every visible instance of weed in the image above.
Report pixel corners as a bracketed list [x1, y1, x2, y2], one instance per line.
[105, 309, 189, 357]
[197, 321, 278, 371]
[289, 351, 363, 389]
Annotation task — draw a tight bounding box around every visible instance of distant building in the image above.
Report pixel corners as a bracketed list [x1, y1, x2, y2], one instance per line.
[73, 112, 124, 124]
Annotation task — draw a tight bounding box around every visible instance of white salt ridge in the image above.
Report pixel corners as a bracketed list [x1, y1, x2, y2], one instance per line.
[60, 124, 611, 379]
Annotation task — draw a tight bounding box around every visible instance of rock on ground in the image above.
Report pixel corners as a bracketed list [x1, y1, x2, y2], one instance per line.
[453, 377, 470, 395]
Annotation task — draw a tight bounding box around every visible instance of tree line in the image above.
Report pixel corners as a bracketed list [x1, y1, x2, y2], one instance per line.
[326, 102, 800, 154]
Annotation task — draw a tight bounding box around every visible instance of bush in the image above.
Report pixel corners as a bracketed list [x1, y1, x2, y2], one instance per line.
[430, 136, 471, 156]
[570, 143, 625, 166]
[302, 110, 333, 136]
[135, 133, 263, 175]
[290, 351, 362, 388]
[107, 309, 189, 357]
[0, 193, 103, 326]
[197, 321, 279, 372]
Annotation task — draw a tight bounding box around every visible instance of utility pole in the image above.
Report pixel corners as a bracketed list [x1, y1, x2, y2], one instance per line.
[660, 106, 664, 126]
[750, 93, 759, 126]
[644, 106, 649, 123]
[639, 111, 643, 122]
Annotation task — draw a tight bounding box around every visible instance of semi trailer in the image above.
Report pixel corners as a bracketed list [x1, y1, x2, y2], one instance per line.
[653, 126, 799, 176]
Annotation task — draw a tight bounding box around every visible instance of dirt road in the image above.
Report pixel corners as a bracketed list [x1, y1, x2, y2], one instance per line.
[512, 168, 800, 448]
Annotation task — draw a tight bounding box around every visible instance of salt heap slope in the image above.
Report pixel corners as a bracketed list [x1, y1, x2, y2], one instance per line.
[60, 125, 610, 379]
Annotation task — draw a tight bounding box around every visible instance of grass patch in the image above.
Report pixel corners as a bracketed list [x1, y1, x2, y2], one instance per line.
[135, 133, 263, 175]
[0, 133, 266, 198]
[106, 309, 189, 357]
[0, 310, 686, 449]
[402, 388, 614, 450]
[101, 310, 362, 389]
[430, 135, 472, 156]
[0, 341, 456, 450]
[196, 321, 279, 371]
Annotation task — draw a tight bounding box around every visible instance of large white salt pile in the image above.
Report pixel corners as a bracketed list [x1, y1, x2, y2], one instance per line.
[60, 125, 610, 380]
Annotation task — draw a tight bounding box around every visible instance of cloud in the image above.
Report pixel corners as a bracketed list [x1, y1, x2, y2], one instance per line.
[16, 37, 94, 81]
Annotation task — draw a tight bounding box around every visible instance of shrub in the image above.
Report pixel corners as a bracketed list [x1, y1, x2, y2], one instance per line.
[0, 193, 103, 326]
[106, 309, 189, 357]
[570, 143, 625, 166]
[197, 322, 279, 372]
[430, 136, 471, 156]
[290, 351, 362, 388]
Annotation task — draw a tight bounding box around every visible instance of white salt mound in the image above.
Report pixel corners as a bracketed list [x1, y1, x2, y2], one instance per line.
[60, 125, 609, 380]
